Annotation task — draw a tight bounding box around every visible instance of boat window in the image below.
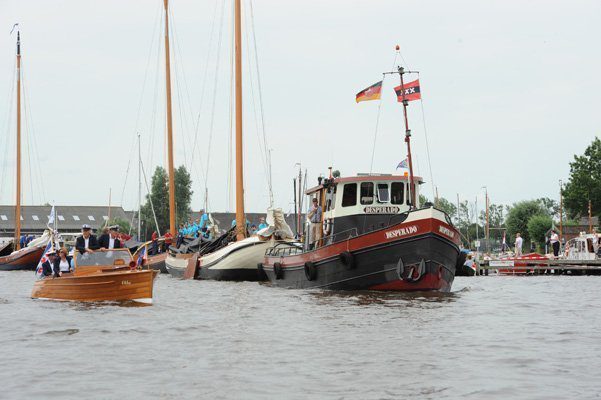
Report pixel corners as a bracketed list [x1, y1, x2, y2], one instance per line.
[88, 215, 95, 221]
[376, 183, 390, 203]
[32, 215, 39, 221]
[360, 182, 374, 205]
[75, 249, 133, 267]
[0, 215, 6, 221]
[406, 183, 416, 205]
[342, 183, 357, 207]
[391, 182, 404, 204]
[73, 215, 80, 221]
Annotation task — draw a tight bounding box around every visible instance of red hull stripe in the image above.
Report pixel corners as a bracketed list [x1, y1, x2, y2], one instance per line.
[265, 217, 460, 267]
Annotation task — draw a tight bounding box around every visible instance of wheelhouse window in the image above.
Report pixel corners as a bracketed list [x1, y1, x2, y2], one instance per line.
[391, 182, 405, 205]
[342, 183, 357, 207]
[376, 183, 390, 203]
[360, 182, 374, 205]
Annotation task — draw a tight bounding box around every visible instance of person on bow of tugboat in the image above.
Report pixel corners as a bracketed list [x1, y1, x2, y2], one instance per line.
[75, 224, 99, 254]
[99, 225, 122, 250]
[53, 247, 72, 277]
[307, 197, 322, 249]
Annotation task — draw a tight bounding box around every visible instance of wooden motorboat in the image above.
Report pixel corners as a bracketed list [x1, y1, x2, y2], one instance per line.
[31, 249, 159, 303]
[0, 245, 45, 271]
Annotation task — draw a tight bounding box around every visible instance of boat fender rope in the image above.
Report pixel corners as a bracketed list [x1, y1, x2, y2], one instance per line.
[304, 261, 317, 281]
[273, 262, 283, 280]
[339, 251, 355, 270]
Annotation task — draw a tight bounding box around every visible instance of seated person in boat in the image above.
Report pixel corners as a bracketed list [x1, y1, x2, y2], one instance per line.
[41, 250, 57, 277]
[75, 224, 99, 254]
[99, 225, 122, 250]
[53, 247, 72, 277]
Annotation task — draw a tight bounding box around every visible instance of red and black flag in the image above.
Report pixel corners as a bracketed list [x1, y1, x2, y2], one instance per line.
[356, 81, 383, 103]
[394, 79, 421, 102]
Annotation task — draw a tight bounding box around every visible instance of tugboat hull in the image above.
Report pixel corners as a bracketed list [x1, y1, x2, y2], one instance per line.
[262, 211, 460, 292]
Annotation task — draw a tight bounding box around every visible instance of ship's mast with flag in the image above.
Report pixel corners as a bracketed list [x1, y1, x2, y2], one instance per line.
[355, 44, 422, 208]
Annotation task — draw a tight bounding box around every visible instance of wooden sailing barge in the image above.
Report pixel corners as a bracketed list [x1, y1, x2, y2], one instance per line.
[0, 27, 47, 271]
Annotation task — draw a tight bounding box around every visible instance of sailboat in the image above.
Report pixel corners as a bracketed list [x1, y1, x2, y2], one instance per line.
[166, 0, 295, 280]
[0, 28, 48, 271]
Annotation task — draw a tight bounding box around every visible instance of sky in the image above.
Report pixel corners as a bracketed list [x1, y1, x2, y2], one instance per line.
[0, 0, 599, 216]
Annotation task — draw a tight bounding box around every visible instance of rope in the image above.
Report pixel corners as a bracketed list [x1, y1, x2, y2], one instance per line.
[368, 50, 398, 173]
[140, 157, 161, 236]
[418, 92, 436, 200]
[0, 62, 16, 203]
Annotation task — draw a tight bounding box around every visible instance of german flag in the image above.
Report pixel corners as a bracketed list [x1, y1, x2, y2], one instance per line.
[394, 79, 421, 102]
[356, 81, 383, 103]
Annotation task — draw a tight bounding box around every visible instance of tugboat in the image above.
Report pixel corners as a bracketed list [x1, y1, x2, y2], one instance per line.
[260, 64, 461, 292]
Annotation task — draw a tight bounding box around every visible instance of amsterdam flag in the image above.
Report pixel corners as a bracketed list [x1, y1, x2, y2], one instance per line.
[394, 79, 421, 102]
[356, 81, 383, 103]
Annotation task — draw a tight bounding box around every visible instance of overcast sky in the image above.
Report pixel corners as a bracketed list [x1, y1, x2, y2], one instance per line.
[0, 0, 599, 216]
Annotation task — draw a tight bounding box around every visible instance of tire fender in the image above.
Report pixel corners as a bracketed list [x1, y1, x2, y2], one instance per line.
[304, 261, 317, 281]
[339, 251, 355, 270]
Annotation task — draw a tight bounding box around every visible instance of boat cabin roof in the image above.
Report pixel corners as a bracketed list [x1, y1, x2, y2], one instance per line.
[306, 174, 423, 195]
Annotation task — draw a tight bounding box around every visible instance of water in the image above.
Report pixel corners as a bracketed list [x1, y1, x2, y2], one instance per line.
[2, 272, 601, 399]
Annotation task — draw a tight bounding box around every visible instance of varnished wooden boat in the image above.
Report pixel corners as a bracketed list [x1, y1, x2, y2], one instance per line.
[0, 245, 46, 271]
[31, 249, 159, 303]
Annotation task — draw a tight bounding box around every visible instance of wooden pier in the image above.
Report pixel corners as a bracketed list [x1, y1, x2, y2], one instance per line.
[476, 258, 601, 275]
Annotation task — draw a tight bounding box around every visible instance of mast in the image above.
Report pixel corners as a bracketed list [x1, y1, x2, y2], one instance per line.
[234, 0, 246, 240]
[164, 0, 176, 237]
[398, 67, 416, 207]
[14, 30, 22, 250]
[559, 179, 563, 242]
[138, 133, 142, 240]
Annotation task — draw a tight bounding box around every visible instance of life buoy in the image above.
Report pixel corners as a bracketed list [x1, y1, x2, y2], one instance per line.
[304, 261, 317, 281]
[273, 262, 283, 280]
[339, 251, 355, 270]
[323, 219, 332, 236]
[257, 263, 267, 280]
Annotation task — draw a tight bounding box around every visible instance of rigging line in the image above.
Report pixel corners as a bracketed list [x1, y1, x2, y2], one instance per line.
[368, 50, 398, 173]
[123, 0, 162, 207]
[418, 89, 436, 200]
[0, 70, 15, 203]
[140, 157, 161, 236]
[243, 2, 268, 185]
[147, 11, 164, 171]
[20, 69, 35, 204]
[226, 0, 235, 212]
[205, 0, 227, 194]
[21, 61, 47, 203]
[248, 0, 273, 203]
[189, 0, 220, 173]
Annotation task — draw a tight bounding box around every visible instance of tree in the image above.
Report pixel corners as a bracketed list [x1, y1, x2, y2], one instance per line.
[140, 165, 193, 239]
[175, 165, 193, 226]
[436, 197, 457, 222]
[527, 214, 552, 248]
[505, 200, 549, 244]
[563, 137, 601, 219]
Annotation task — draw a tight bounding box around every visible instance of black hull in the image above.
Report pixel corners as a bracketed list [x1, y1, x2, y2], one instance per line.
[197, 267, 264, 282]
[455, 264, 476, 276]
[263, 233, 458, 292]
[165, 265, 185, 279]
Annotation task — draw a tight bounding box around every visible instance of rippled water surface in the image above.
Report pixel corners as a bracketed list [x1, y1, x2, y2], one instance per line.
[2, 271, 601, 399]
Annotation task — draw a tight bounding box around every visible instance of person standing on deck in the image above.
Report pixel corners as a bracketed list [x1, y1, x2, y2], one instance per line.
[550, 230, 560, 257]
[308, 198, 323, 247]
[514, 233, 523, 257]
[99, 226, 122, 249]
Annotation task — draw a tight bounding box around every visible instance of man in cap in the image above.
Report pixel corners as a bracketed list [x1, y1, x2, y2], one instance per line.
[99, 225, 122, 250]
[41, 250, 57, 277]
[75, 224, 99, 254]
[307, 197, 323, 248]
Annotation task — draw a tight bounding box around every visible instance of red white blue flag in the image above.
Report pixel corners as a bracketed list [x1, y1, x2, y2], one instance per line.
[396, 158, 409, 170]
[35, 240, 54, 279]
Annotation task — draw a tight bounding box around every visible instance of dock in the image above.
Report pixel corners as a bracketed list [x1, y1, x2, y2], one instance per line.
[476, 258, 601, 275]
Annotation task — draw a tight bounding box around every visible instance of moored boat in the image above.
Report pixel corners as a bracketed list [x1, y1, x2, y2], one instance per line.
[261, 175, 461, 291]
[31, 249, 158, 303]
[0, 245, 46, 271]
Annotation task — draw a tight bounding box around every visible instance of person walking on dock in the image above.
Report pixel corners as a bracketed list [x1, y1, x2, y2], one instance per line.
[514, 233, 523, 257]
[550, 230, 560, 258]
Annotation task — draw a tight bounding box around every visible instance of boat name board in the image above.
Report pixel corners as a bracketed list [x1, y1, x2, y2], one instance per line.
[364, 206, 400, 214]
[438, 225, 456, 239]
[121, 280, 131, 285]
[384, 225, 418, 240]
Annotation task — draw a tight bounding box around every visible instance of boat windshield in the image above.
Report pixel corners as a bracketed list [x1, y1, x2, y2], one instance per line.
[75, 249, 133, 267]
